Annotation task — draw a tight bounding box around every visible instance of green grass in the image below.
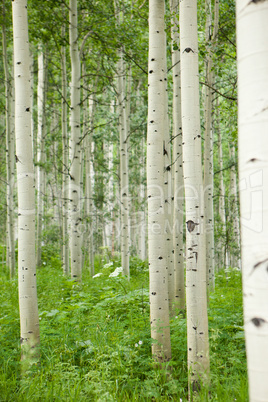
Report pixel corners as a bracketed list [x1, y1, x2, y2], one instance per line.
[0, 254, 247, 401]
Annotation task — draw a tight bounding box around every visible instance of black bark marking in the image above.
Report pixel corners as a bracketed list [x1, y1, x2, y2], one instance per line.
[247, 158, 259, 163]
[250, 257, 268, 275]
[158, 256, 163, 260]
[151, 292, 156, 295]
[25, 107, 30, 112]
[186, 220, 197, 232]
[184, 47, 194, 53]
[251, 317, 267, 327]
[250, 0, 266, 3]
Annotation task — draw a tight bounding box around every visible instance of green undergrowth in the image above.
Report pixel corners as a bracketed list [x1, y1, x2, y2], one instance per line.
[0, 255, 247, 401]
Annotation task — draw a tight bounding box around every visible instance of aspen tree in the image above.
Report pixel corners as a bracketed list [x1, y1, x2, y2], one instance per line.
[61, 10, 69, 276]
[237, 0, 268, 399]
[203, 0, 218, 291]
[169, 0, 185, 311]
[36, 47, 46, 267]
[229, 144, 241, 269]
[114, 0, 130, 279]
[217, 112, 228, 269]
[2, 2, 16, 278]
[12, 0, 40, 360]
[69, 0, 82, 281]
[138, 139, 147, 261]
[148, 0, 171, 363]
[180, 0, 209, 391]
[85, 91, 95, 274]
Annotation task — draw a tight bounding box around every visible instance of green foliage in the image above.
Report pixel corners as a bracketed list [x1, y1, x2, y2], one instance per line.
[0, 255, 247, 401]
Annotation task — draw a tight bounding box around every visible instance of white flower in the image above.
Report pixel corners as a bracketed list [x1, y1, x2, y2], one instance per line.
[135, 343, 138, 347]
[104, 261, 113, 269]
[138, 340, 143, 345]
[109, 267, 123, 277]
[92, 273, 103, 278]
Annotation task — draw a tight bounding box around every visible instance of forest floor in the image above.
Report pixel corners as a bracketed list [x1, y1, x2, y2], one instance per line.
[0, 250, 248, 401]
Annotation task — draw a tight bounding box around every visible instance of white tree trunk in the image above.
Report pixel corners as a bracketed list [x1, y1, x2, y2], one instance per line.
[229, 144, 241, 269]
[203, 0, 216, 292]
[180, 0, 210, 391]
[138, 139, 147, 261]
[114, 1, 130, 279]
[69, 0, 82, 281]
[84, 92, 95, 274]
[169, 0, 185, 311]
[147, 0, 171, 363]
[237, 1, 268, 400]
[61, 12, 69, 276]
[104, 139, 114, 252]
[217, 114, 228, 269]
[12, 0, 40, 360]
[2, 5, 16, 278]
[36, 47, 46, 267]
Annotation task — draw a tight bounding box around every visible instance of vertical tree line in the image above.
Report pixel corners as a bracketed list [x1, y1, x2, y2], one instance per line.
[2, 0, 267, 399]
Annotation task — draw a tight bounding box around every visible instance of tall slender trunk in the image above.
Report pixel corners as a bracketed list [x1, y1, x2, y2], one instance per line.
[138, 139, 146, 261]
[69, 0, 82, 281]
[203, 0, 217, 292]
[237, 1, 268, 399]
[180, 0, 209, 391]
[217, 111, 228, 269]
[61, 11, 69, 276]
[2, 2, 16, 277]
[114, 0, 130, 279]
[84, 81, 95, 275]
[169, 0, 185, 312]
[36, 46, 46, 267]
[12, 0, 40, 361]
[147, 0, 171, 363]
[229, 144, 241, 268]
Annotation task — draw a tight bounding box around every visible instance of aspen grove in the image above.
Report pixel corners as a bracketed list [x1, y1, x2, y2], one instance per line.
[0, 0, 266, 400]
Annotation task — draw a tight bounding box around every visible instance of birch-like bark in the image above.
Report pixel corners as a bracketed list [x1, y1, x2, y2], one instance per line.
[138, 139, 147, 261]
[217, 113, 228, 269]
[114, 0, 130, 279]
[104, 139, 114, 252]
[180, 0, 209, 391]
[12, 0, 40, 360]
[61, 11, 69, 276]
[169, 0, 185, 311]
[84, 88, 95, 275]
[148, 0, 171, 363]
[237, 1, 268, 399]
[229, 144, 241, 269]
[36, 47, 46, 267]
[2, 3, 16, 278]
[203, 0, 216, 292]
[69, 0, 82, 281]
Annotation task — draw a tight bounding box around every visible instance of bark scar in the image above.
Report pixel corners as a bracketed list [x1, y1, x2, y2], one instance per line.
[251, 317, 267, 327]
[250, 257, 268, 275]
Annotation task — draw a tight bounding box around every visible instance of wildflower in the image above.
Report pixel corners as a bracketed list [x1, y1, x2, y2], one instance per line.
[135, 343, 138, 347]
[109, 267, 123, 277]
[138, 340, 143, 345]
[104, 261, 113, 269]
[92, 273, 103, 278]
